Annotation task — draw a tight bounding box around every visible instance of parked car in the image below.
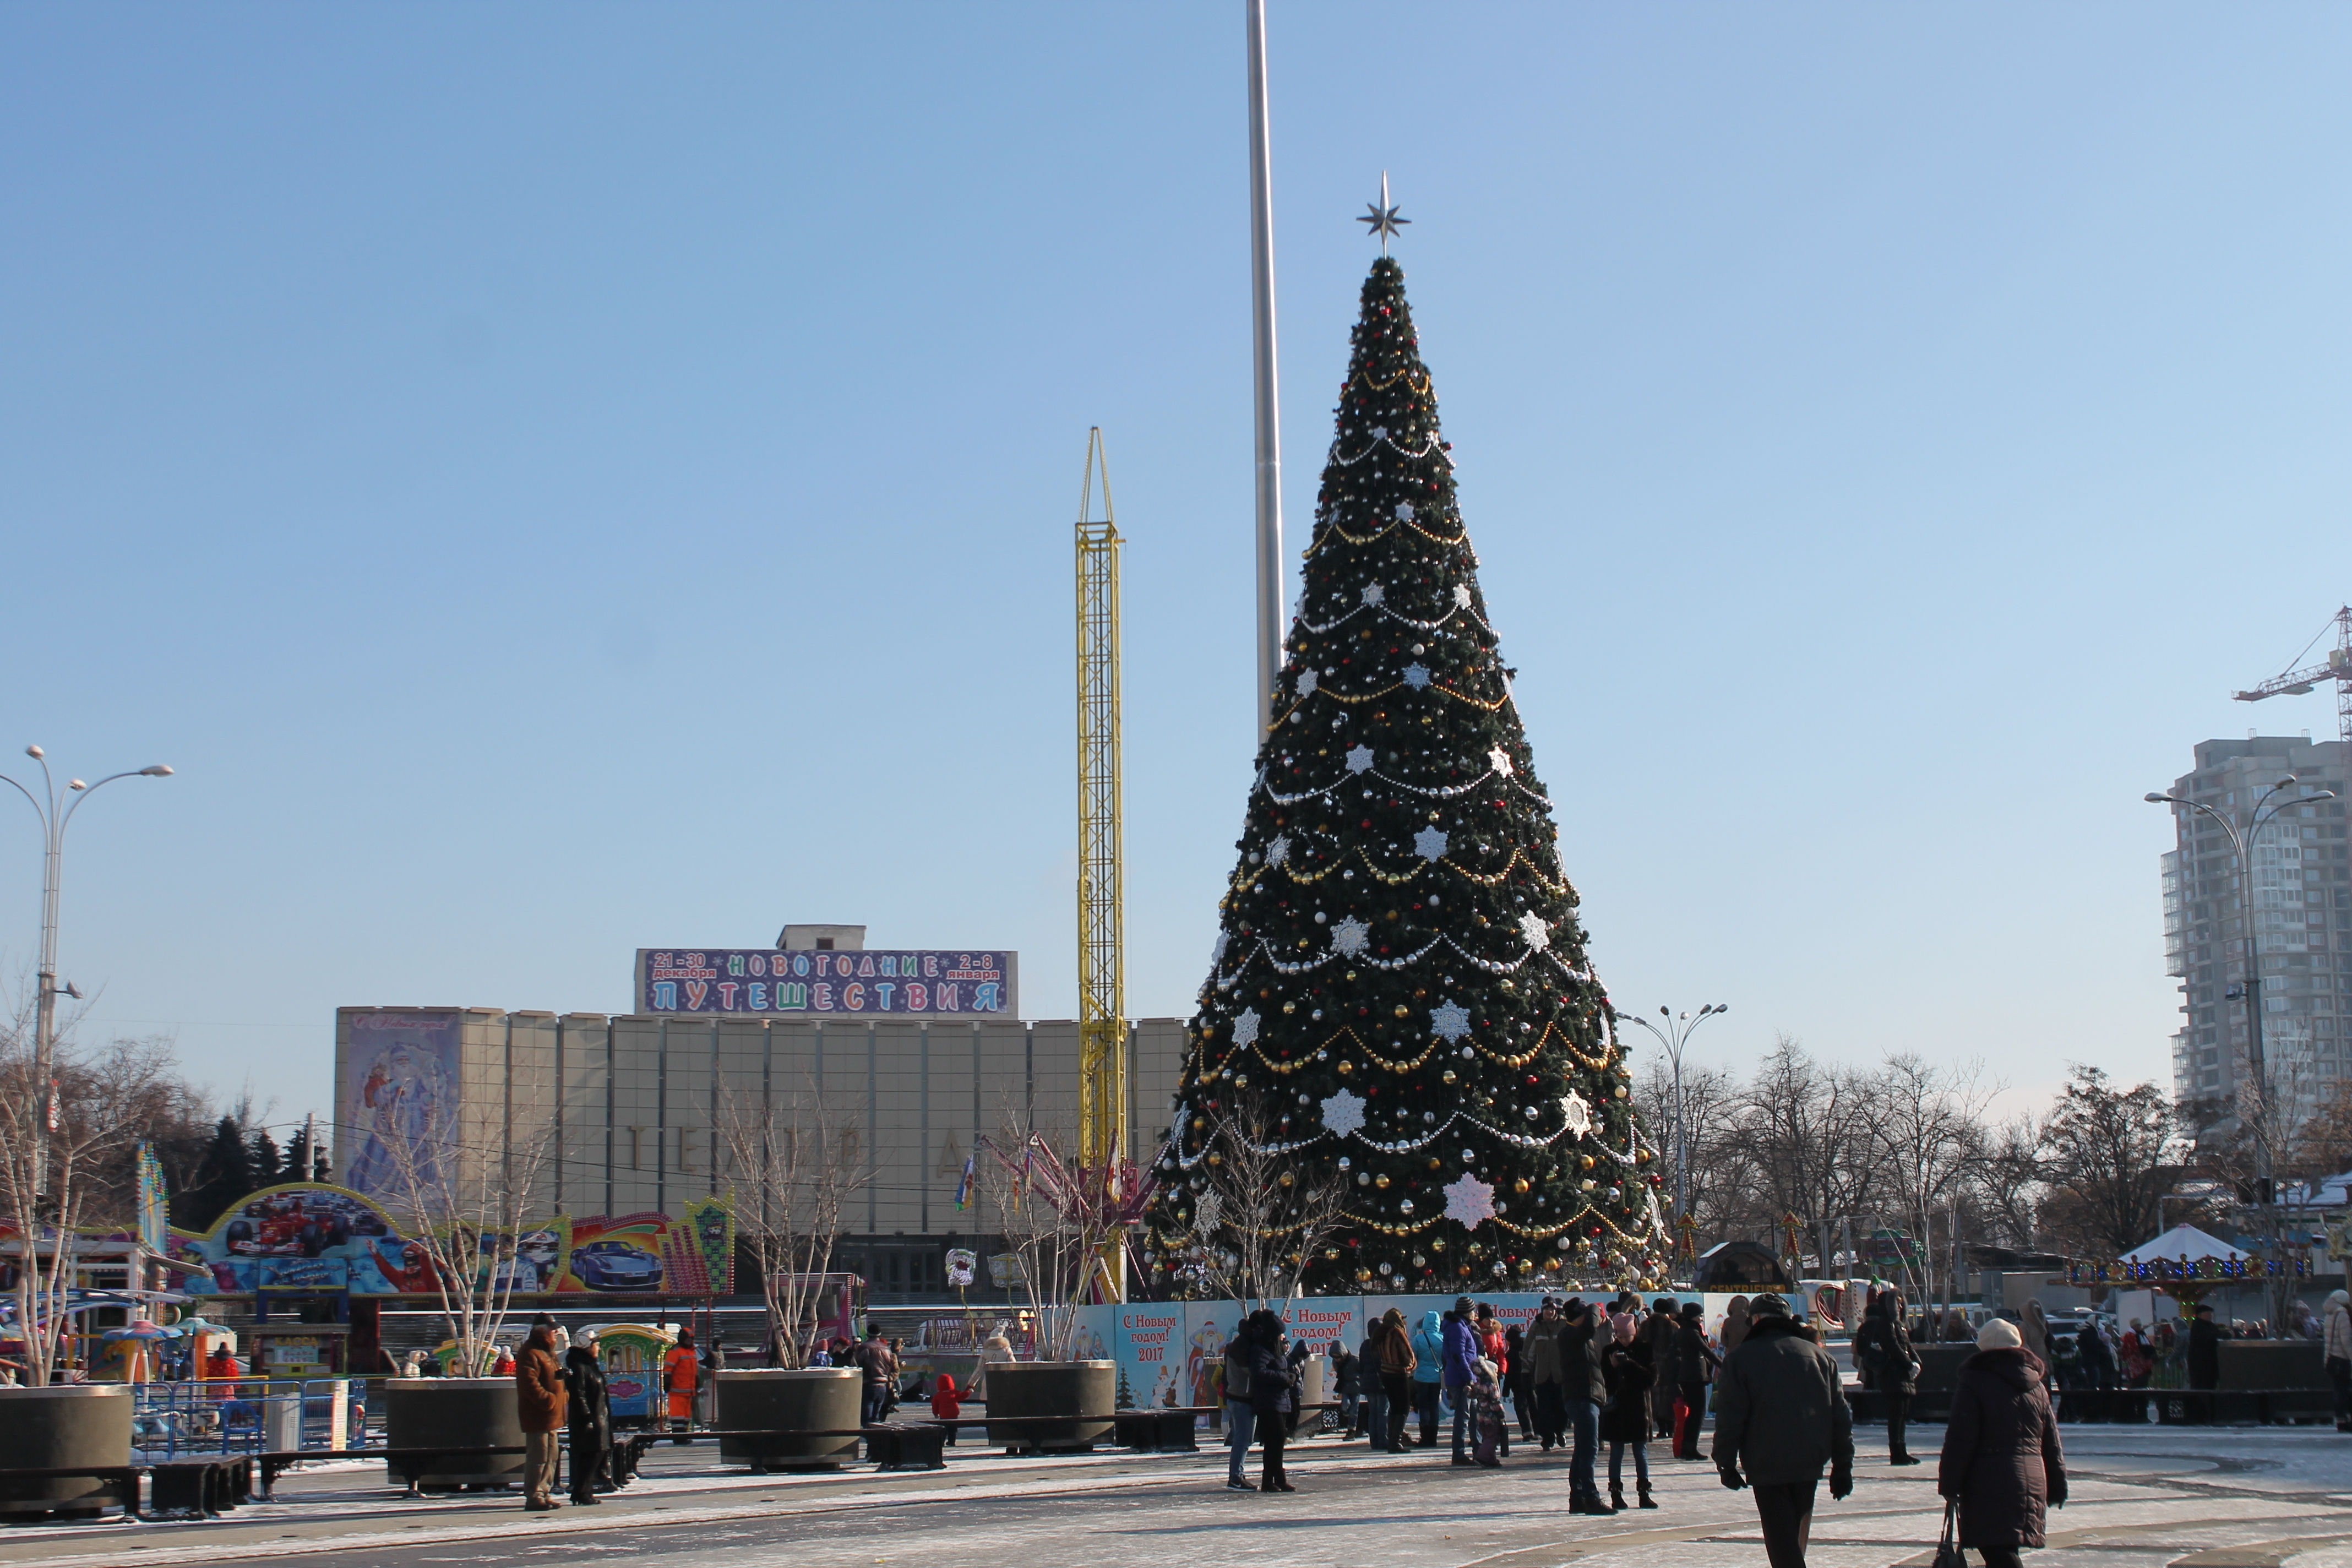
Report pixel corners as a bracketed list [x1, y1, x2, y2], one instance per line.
[571, 1240, 663, 1292]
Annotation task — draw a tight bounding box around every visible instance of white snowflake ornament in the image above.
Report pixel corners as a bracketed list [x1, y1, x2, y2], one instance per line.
[1559, 1090, 1593, 1137]
[1488, 747, 1513, 776]
[1517, 911, 1551, 950]
[1402, 662, 1431, 689]
[1210, 931, 1230, 968]
[1452, 584, 1472, 608]
[1413, 825, 1449, 861]
[1443, 1174, 1496, 1228]
[1232, 1008, 1261, 1048]
[1395, 502, 1415, 522]
[1320, 1089, 1366, 1139]
[1344, 745, 1375, 774]
[1193, 1191, 1223, 1234]
[1430, 999, 1472, 1042]
[1331, 916, 1371, 957]
[1266, 835, 1291, 867]
[1296, 669, 1318, 697]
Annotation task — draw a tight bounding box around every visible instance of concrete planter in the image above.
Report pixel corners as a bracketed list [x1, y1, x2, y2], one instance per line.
[1288, 1357, 1327, 1434]
[984, 1360, 1115, 1452]
[383, 1378, 524, 1489]
[0, 1385, 133, 1518]
[714, 1369, 861, 1470]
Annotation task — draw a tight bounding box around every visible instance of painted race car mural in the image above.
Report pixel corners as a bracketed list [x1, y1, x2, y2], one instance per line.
[170, 1183, 731, 1297]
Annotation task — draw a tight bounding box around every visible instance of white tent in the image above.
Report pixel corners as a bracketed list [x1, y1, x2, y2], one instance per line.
[2120, 1224, 2248, 1265]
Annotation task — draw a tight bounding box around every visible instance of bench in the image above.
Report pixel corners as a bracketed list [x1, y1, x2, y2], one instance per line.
[150, 1458, 249, 1517]
[0, 1464, 141, 1520]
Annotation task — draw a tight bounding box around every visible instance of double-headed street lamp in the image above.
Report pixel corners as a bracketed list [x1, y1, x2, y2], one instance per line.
[1621, 1002, 1728, 1223]
[0, 745, 173, 1205]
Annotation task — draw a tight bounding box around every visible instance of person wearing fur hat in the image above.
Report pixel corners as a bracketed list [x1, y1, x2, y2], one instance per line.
[1712, 1292, 1852, 1568]
[1938, 1317, 2066, 1568]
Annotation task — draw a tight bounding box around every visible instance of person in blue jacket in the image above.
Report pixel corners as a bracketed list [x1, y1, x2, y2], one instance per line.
[1410, 1310, 1447, 1447]
[1442, 1297, 1481, 1463]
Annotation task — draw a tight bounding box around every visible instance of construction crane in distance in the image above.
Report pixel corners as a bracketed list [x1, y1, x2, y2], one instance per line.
[1073, 428, 1129, 1298]
[2233, 606, 2352, 746]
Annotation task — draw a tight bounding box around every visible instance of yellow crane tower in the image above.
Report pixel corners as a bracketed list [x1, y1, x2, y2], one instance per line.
[1074, 429, 1127, 1222]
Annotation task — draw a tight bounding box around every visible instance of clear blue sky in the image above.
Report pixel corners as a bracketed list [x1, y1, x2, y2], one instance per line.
[4, 4, 2348, 1138]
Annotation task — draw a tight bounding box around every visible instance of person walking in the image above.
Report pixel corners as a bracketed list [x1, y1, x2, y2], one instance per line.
[2076, 1319, 2116, 1394]
[930, 1373, 962, 1446]
[1712, 1292, 1854, 1568]
[1504, 1323, 1536, 1444]
[1643, 1298, 1680, 1441]
[1673, 1302, 1721, 1461]
[1938, 1318, 2067, 1568]
[2322, 1289, 2350, 1433]
[2186, 1303, 2222, 1393]
[1222, 1320, 1257, 1491]
[1374, 1308, 1415, 1453]
[1600, 1310, 1657, 1511]
[1444, 1298, 1481, 1464]
[514, 1323, 568, 1512]
[1853, 1291, 1920, 1465]
[1410, 1309, 1446, 1448]
[663, 1328, 699, 1442]
[1529, 1300, 1567, 1451]
[1559, 1298, 1613, 1515]
[1246, 1310, 1299, 1493]
[1721, 1296, 1753, 1355]
[563, 1328, 612, 1505]
[1329, 1337, 1360, 1438]
[2020, 1299, 2051, 1368]
[853, 1329, 896, 1428]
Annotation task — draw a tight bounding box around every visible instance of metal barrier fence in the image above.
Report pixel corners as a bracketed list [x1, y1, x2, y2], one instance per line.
[129, 1379, 372, 1462]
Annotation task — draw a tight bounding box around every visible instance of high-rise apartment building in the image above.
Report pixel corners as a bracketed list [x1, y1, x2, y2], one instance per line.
[2161, 735, 2350, 1108]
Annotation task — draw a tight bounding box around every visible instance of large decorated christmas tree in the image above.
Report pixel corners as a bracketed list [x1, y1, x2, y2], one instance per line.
[1145, 255, 1668, 1294]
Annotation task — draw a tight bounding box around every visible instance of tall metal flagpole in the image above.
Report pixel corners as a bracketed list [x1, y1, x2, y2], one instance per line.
[1246, 0, 1284, 736]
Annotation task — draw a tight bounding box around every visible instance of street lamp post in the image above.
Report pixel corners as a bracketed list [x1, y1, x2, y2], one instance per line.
[1621, 1003, 1728, 1225]
[0, 746, 173, 1206]
[2145, 772, 2335, 1326]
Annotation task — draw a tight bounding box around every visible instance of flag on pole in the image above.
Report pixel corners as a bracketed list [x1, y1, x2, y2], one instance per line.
[954, 1155, 974, 1211]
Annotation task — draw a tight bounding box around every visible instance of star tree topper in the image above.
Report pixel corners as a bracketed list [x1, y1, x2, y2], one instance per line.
[1358, 171, 1409, 254]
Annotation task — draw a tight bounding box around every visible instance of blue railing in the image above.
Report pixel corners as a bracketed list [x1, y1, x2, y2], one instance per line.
[129, 1378, 373, 1461]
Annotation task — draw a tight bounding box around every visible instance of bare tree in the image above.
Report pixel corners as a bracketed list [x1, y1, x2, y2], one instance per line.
[1864, 1054, 1995, 1329]
[1170, 1087, 1349, 1309]
[0, 995, 174, 1385]
[1633, 1056, 1743, 1250]
[1727, 1037, 1880, 1270]
[978, 1116, 1152, 1361]
[1970, 1114, 2046, 1251]
[363, 1078, 556, 1376]
[712, 1073, 869, 1366]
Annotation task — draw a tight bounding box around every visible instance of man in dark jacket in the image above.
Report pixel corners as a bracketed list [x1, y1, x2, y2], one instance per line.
[1643, 1298, 1681, 1439]
[1713, 1293, 1853, 1568]
[2186, 1303, 2222, 1392]
[1329, 1338, 1360, 1437]
[564, 1329, 613, 1505]
[1673, 1301, 1720, 1460]
[514, 1325, 568, 1512]
[1223, 1325, 1257, 1490]
[1443, 1297, 1480, 1464]
[1853, 1292, 1921, 1464]
[1556, 1299, 1613, 1515]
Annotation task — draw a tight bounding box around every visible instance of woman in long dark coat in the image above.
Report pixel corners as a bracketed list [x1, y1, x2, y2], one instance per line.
[564, 1329, 614, 1505]
[1939, 1318, 2066, 1568]
[1599, 1313, 1656, 1511]
[1245, 1310, 1299, 1493]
